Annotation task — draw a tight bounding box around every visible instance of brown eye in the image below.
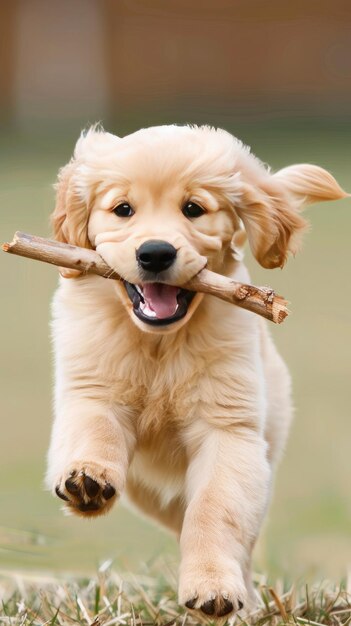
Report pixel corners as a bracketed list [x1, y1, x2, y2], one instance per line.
[113, 203, 134, 217]
[182, 201, 206, 219]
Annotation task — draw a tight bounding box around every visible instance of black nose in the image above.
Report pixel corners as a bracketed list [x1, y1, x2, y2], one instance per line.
[136, 240, 177, 273]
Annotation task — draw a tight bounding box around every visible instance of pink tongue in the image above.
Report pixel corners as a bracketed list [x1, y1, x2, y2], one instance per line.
[142, 283, 179, 319]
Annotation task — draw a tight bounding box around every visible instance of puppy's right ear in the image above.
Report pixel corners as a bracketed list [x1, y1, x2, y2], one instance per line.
[52, 158, 90, 277]
[53, 159, 91, 243]
[52, 127, 112, 277]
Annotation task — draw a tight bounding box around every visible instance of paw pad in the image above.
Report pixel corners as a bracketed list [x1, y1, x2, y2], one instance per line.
[185, 594, 242, 617]
[55, 468, 117, 516]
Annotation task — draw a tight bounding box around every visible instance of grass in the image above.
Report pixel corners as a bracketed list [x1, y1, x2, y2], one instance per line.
[1, 564, 350, 626]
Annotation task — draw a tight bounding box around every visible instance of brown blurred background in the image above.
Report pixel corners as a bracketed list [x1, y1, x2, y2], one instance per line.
[0, 0, 350, 581]
[2, 0, 351, 128]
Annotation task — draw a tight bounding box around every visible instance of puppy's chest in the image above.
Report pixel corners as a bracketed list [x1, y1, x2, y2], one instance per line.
[113, 376, 194, 432]
[107, 357, 199, 433]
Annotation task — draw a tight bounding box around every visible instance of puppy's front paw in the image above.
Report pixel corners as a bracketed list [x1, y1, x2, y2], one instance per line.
[179, 560, 247, 619]
[54, 462, 118, 517]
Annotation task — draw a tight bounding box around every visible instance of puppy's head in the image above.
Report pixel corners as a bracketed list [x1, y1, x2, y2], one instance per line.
[52, 124, 347, 333]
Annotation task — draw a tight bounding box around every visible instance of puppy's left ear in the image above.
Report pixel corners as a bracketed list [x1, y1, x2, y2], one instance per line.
[236, 164, 347, 269]
[273, 163, 348, 205]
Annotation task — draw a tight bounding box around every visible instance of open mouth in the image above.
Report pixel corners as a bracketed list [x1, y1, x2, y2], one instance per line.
[123, 281, 196, 326]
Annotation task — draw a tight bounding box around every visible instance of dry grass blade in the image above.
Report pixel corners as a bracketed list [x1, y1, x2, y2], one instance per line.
[0, 568, 350, 626]
[268, 587, 289, 621]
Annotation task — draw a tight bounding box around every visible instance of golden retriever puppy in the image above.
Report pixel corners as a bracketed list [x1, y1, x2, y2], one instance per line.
[46, 124, 346, 619]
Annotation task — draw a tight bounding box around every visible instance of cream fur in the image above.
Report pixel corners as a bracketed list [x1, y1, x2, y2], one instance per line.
[46, 124, 346, 618]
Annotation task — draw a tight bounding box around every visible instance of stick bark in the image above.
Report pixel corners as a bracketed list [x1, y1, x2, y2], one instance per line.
[2, 231, 289, 324]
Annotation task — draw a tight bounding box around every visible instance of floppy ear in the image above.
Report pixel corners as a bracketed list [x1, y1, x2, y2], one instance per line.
[51, 126, 116, 277]
[273, 163, 348, 204]
[52, 157, 91, 277]
[236, 164, 347, 269]
[53, 159, 91, 243]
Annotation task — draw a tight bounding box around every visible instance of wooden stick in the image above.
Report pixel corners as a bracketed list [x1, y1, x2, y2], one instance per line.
[2, 231, 289, 324]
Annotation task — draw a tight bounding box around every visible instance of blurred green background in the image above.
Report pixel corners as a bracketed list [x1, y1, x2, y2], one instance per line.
[0, 0, 350, 582]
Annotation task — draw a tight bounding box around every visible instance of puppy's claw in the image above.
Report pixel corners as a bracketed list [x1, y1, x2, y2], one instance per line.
[201, 599, 216, 615]
[65, 478, 80, 494]
[185, 597, 197, 610]
[55, 485, 69, 501]
[218, 599, 234, 617]
[83, 475, 100, 497]
[102, 483, 116, 500]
